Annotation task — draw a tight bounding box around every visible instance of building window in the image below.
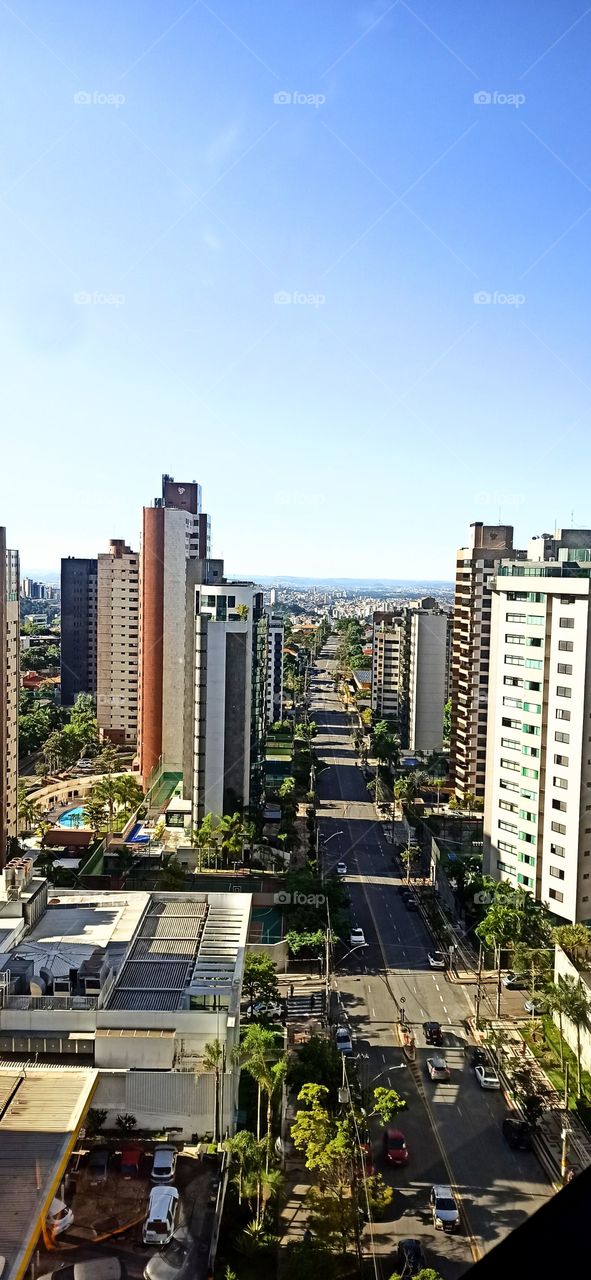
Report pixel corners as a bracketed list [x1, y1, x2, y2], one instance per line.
[559, 617, 575, 628]
[506, 655, 525, 666]
[503, 697, 523, 708]
[557, 686, 572, 698]
[519, 809, 536, 823]
[553, 776, 568, 789]
[551, 821, 567, 834]
[228, 595, 236, 607]
[522, 723, 540, 735]
[500, 800, 518, 812]
[549, 866, 565, 880]
[549, 888, 564, 903]
[550, 843, 565, 857]
[506, 634, 525, 645]
[520, 786, 537, 800]
[522, 745, 540, 757]
[506, 613, 526, 622]
[557, 663, 573, 675]
[526, 637, 542, 647]
[556, 708, 571, 721]
[524, 680, 541, 691]
[499, 820, 518, 833]
[504, 676, 523, 687]
[526, 615, 544, 625]
[522, 766, 539, 779]
[555, 731, 570, 743]
[519, 831, 536, 844]
[502, 717, 521, 730]
[552, 799, 567, 812]
[558, 639, 574, 652]
[554, 754, 569, 766]
[501, 737, 520, 750]
[524, 658, 543, 669]
[498, 842, 516, 855]
[523, 703, 541, 714]
[501, 758, 520, 771]
[500, 779, 519, 793]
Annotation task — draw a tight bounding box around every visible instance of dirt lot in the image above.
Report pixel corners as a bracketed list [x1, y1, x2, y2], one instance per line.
[31, 1143, 220, 1280]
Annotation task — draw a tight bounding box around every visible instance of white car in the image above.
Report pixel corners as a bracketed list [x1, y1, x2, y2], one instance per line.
[46, 1197, 74, 1237]
[143, 1186, 180, 1246]
[350, 927, 366, 948]
[151, 1144, 178, 1183]
[336, 862, 347, 876]
[335, 1026, 353, 1055]
[428, 950, 446, 969]
[253, 999, 284, 1021]
[38, 1262, 124, 1280]
[474, 1064, 501, 1090]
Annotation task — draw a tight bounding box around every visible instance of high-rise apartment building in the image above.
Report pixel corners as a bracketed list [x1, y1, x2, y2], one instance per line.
[183, 565, 267, 823]
[97, 540, 140, 745]
[60, 557, 98, 706]
[138, 475, 212, 787]
[371, 600, 450, 752]
[450, 523, 521, 800]
[484, 535, 591, 924]
[0, 530, 19, 862]
[266, 612, 284, 723]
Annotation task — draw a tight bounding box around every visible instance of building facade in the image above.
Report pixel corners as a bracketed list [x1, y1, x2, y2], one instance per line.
[450, 524, 520, 800]
[97, 541, 140, 745]
[183, 570, 267, 823]
[371, 611, 406, 726]
[484, 543, 591, 924]
[371, 600, 450, 751]
[266, 612, 284, 723]
[138, 475, 212, 787]
[0, 531, 19, 862]
[60, 557, 98, 706]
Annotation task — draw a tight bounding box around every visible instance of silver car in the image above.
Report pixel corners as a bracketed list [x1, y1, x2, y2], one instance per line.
[143, 1231, 195, 1280]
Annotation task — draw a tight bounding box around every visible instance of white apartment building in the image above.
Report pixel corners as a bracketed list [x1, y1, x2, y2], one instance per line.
[371, 612, 405, 723]
[1, 532, 19, 857]
[97, 540, 139, 745]
[266, 611, 284, 723]
[184, 574, 267, 823]
[484, 554, 591, 924]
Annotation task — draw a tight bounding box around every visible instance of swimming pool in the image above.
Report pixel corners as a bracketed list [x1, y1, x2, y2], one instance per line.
[58, 805, 87, 828]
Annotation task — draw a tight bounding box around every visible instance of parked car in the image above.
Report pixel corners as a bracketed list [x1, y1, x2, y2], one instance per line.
[382, 1128, 409, 1166]
[394, 1239, 426, 1277]
[88, 1146, 110, 1184]
[336, 862, 347, 876]
[428, 950, 446, 969]
[143, 1230, 195, 1280]
[470, 1046, 487, 1068]
[502, 971, 527, 989]
[405, 897, 418, 911]
[430, 1184, 460, 1232]
[426, 1056, 450, 1082]
[524, 997, 545, 1015]
[474, 1064, 501, 1090]
[335, 1026, 353, 1055]
[151, 1145, 178, 1184]
[143, 1186, 180, 1246]
[46, 1198, 74, 1237]
[423, 1021, 443, 1046]
[38, 1261, 126, 1280]
[121, 1147, 142, 1179]
[502, 1117, 532, 1150]
[350, 927, 366, 947]
[252, 1000, 284, 1022]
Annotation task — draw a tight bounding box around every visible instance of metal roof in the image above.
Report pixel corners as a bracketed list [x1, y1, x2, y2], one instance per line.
[0, 1067, 97, 1280]
[106, 898, 208, 1012]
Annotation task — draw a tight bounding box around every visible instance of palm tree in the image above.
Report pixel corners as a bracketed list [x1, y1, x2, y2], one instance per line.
[82, 797, 107, 834]
[561, 976, 590, 1098]
[18, 788, 42, 832]
[90, 776, 119, 831]
[225, 1130, 259, 1205]
[217, 812, 246, 867]
[191, 813, 220, 870]
[203, 1039, 225, 1142]
[114, 775, 144, 817]
[544, 978, 572, 1071]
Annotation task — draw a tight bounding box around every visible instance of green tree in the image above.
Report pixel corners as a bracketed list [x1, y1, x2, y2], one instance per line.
[243, 953, 280, 1016]
[90, 776, 119, 831]
[159, 856, 187, 889]
[287, 1035, 343, 1105]
[508, 1065, 547, 1128]
[18, 787, 42, 832]
[544, 977, 572, 1070]
[391, 1271, 443, 1280]
[476, 884, 551, 1016]
[191, 812, 220, 869]
[92, 742, 119, 773]
[552, 923, 591, 962]
[114, 775, 144, 816]
[561, 976, 590, 1098]
[204, 1038, 224, 1142]
[306, 1187, 359, 1256]
[82, 796, 108, 833]
[225, 1129, 260, 1206]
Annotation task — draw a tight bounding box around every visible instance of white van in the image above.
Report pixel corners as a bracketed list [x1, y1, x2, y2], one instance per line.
[142, 1186, 180, 1246]
[46, 1197, 74, 1237]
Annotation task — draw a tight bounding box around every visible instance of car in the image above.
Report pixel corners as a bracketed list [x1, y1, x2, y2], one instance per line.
[88, 1145, 110, 1184]
[143, 1230, 195, 1280]
[252, 1000, 284, 1022]
[121, 1147, 142, 1178]
[76, 759, 94, 771]
[336, 861, 347, 876]
[524, 997, 545, 1015]
[335, 1026, 353, 1055]
[394, 1239, 427, 1277]
[151, 1144, 178, 1183]
[350, 927, 366, 947]
[474, 1064, 501, 1090]
[502, 1116, 533, 1150]
[38, 1262, 126, 1280]
[405, 897, 418, 911]
[428, 950, 446, 969]
[430, 1184, 460, 1232]
[382, 1128, 409, 1166]
[470, 1046, 487, 1068]
[423, 1021, 444, 1046]
[46, 1198, 74, 1237]
[143, 1186, 180, 1246]
[502, 971, 527, 989]
[426, 1056, 450, 1082]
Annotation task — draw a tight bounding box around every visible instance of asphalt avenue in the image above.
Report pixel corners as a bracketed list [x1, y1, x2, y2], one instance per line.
[311, 640, 551, 1278]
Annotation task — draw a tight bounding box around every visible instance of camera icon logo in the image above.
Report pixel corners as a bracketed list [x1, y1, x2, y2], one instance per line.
[274, 890, 291, 905]
[474, 91, 492, 105]
[473, 890, 492, 905]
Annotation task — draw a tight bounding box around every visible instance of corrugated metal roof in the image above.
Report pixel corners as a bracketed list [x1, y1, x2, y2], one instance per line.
[0, 1068, 97, 1280]
[106, 897, 208, 1012]
[108, 989, 182, 1011]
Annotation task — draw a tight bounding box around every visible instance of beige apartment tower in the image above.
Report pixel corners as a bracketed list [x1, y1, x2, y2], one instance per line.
[450, 523, 520, 800]
[97, 540, 140, 745]
[0, 529, 19, 863]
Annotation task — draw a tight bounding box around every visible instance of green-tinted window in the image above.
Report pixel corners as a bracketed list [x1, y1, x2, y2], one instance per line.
[522, 767, 539, 779]
[523, 702, 541, 713]
[525, 658, 543, 669]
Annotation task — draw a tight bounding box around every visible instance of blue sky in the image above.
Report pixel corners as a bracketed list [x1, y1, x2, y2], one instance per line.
[1, 1, 591, 578]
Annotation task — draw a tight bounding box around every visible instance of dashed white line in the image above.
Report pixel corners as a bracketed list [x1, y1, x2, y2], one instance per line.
[371, 1007, 376, 1017]
[442, 1005, 448, 1014]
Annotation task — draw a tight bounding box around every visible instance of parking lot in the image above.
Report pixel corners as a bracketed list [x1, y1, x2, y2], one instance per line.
[30, 1142, 222, 1280]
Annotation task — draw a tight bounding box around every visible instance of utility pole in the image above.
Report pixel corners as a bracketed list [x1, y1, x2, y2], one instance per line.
[475, 944, 484, 1030]
[561, 1123, 571, 1182]
[496, 945, 502, 1019]
[564, 1060, 569, 1113]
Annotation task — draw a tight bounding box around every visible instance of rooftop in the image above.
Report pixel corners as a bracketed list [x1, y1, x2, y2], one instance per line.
[0, 1066, 97, 1280]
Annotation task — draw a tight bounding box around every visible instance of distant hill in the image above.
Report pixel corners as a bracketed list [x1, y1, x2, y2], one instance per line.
[231, 574, 454, 590]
